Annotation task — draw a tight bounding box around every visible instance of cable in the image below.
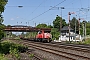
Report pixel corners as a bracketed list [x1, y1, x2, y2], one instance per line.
[28, 0, 47, 16]
[28, 0, 67, 21]
[88, 0, 90, 8]
[30, 0, 90, 24]
[39, 0, 76, 24]
[80, 0, 82, 8]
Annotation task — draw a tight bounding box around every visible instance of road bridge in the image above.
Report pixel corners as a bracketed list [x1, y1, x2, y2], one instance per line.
[4, 25, 51, 32]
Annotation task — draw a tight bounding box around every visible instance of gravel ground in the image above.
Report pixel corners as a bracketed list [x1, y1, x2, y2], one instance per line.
[20, 53, 30, 60]
[28, 47, 70, 60]
[30, 42, 90, 58]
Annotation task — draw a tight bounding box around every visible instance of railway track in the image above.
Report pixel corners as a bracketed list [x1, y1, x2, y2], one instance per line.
[8, 39, 90, 60]
[51, 42, 90, 49]
[50, 42, 90, 53]
[26, 49, 44, 60]
[21, 40, 90, 60]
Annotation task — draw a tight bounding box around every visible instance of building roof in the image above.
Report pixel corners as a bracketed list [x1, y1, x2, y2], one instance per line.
[61, 26, 74, 31]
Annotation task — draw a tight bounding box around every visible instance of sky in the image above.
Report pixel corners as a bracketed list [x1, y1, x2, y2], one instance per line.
[2, 0, 90, 27]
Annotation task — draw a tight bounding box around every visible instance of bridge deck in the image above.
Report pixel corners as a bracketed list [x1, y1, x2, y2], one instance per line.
[4, 26, 51, 32]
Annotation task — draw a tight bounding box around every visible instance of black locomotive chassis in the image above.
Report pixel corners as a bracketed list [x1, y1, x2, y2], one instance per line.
[20, 37, 52, 42]
[35, 38, 52, 42]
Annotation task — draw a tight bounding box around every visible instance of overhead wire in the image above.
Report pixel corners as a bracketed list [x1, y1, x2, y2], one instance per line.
[80, 0, 82, 8]
[60, 0, 90, 22]
[28, 0, 67, 21]
[10, 0, 75, 25]
[38, 0, 78, 24]
[28, 0, 47, 16]
[42, 1, 80, 24]
[88, 0, 90, 8]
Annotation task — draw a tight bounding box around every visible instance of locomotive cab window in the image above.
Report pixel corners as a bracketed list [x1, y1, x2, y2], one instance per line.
[38, 31, 42, 34]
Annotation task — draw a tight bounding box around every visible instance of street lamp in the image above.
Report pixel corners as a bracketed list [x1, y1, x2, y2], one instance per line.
[68, 12, 75, 43]
[18, 6, 23, 8]
[78, 18, 81, 39]
[50, 6, 65, 31]
[60, 7, 65, 32]
[75, 15, 77, 42]
[78, 18, 85, 41]
[83, 20, 86, 41]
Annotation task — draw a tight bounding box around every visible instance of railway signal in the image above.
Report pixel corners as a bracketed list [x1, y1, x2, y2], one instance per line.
[68, 12, 75, 43]
[78, 18, 83, 39]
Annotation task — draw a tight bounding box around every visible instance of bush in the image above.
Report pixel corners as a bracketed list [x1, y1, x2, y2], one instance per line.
[0, 54, 8, 60]
[0, 42, 28, 59]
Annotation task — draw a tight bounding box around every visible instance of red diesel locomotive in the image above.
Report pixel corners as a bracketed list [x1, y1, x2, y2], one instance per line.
[35, 30, 52, 42]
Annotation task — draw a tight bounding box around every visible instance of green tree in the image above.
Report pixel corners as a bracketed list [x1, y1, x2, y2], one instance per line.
[51, 28, 60, 40]
[36, 23, 47, 28]
[47, 25, 53, 28]
[0, 0, 8, 40]
[70, 17, 78, 30]
[0, 0, 8, 13]
[7, 25, 11, 27]
[86, 21, 90, 35]
[0, 24, 5, 39]
[52, 15, 67, 40]
[80, 21, 90, 35]
[53, 15, 67, 30]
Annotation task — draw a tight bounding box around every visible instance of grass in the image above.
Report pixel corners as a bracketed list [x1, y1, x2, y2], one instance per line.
[0, 54, 8, 60]
[29, 54, 34, 58]
[71, 38, 90, 44]
[83, 38, 90, 44]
